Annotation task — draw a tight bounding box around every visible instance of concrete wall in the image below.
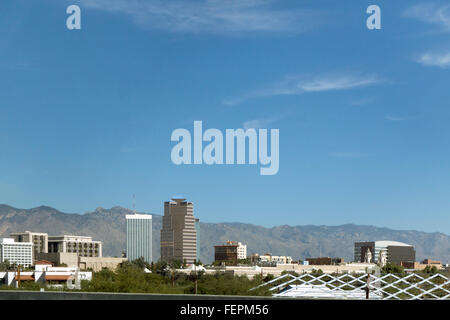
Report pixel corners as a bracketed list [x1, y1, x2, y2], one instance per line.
[224, 264, 376, 279]
[0, 291, 279, 300]
[36, 252, 78, 266]
[36, 253, 127, 271]
[174, 263, 376, 279]
[79, 257, 127, 272]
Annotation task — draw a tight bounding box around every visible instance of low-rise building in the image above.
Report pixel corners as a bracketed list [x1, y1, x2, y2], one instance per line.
[36, 252, 79, 267]
[36, 252, 125, 271]
[226, 241, 247, 260]
[10, 231, 48, 261]
[223, 262, 377, 279]
[214, 241, 248, 264]
[401, 259, 444, 271]
[306, 257, 345, 265]
[251, 253, 292, 265]
[354, 240, 415, 265]
[78, 256, 127, 272]
[0, 261, 92, 288]
[214, 244, 238, 265]
[48, 235, 102, 258]
[421, 259, 442, 266]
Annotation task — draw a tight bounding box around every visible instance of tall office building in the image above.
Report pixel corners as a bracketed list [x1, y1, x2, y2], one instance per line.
[160, 198, 197, 264]
[195, 218, 200, 262]
[126, 214, 153, 263]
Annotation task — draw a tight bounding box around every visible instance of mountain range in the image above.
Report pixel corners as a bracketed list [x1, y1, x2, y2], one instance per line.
[0, 204, 449, 263]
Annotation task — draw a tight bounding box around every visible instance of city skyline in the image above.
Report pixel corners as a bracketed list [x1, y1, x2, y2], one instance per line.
[1, 0, 450, 235]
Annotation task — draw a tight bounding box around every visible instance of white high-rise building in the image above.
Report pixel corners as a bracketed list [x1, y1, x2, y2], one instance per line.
[236, 242, 247, 260]
[126, 214, 153, 263]
[0, 238, 33, 267]
[251, 253, 293, 265]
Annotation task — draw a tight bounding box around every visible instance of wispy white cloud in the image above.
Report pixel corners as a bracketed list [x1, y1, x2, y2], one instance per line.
[297, 75, 381, 92]
[224, 73, 384, 105]
[348, 97, 374, 106]
[242, 116, 279, 129]
[415, 52, 450, 68]
[79, 0, 321, 35]
[403, 3, 450, 31]
[385, 114, 419, 122]
[385, 115, 407, 121]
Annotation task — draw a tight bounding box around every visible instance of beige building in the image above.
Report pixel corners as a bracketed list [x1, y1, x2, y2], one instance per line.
[401, 259, 444, 271]
[10, 231, 48, 261]
[36, 252, 79, 267]
[36, 252, 126, 271]
[251, 253, 293, 265]
[48, 235, 102, 258]
[161, 198, 197, 264]
[175, 263, 378, 279]
[79, 256, 127, 272]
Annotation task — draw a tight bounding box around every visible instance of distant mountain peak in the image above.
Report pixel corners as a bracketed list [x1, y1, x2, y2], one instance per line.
[32, 205, 59, 211]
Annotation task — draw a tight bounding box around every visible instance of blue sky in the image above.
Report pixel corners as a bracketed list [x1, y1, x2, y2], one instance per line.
[1, 0, 450, 234]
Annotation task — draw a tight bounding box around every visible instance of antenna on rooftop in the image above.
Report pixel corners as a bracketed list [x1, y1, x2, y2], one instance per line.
[133, 194, 136, 215]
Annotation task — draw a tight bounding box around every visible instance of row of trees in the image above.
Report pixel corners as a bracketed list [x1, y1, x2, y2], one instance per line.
[80, 258, 270, 296]
[381, 263, 441, 276]
[1, 258, 445, 295]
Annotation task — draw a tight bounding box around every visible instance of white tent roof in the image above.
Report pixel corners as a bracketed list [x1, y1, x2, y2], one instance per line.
[375, 240, 412, 247]
[185, 264, 206, 272]
[273, 284, 382, 300]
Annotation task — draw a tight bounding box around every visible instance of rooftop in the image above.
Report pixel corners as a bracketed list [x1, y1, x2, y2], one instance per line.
[0, 238, 33, 245]
[125, 214, 152, 219]
[375, 240, 413, 247]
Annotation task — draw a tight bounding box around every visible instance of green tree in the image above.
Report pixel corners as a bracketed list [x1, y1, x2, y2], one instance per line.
[310, 269, 324, 276]
[238, 258, 251, 265]
[422, 265, 438, 274]
[281, 270, 299, 277]
[194, 260, 203, 266]
[381, 263, 405, 275]
[0, 260, 13, 271]
[170, 259, 182, 269]
[263, 274, 275, 282]
[21, 281, 43, 291]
